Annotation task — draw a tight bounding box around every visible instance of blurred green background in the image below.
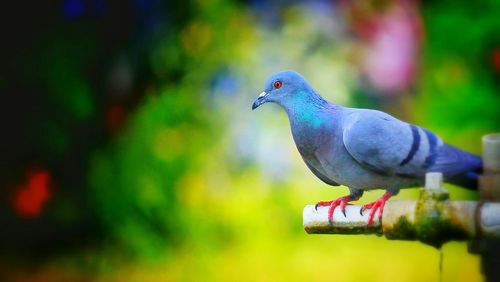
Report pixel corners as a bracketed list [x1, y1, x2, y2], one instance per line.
[0, 0, 499, 281]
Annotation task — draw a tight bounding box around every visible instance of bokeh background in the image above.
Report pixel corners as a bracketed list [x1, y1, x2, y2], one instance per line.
[1, 0, 499, 281]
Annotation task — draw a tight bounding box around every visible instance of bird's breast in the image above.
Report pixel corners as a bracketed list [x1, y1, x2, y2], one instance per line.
[291, 123, 330, 154]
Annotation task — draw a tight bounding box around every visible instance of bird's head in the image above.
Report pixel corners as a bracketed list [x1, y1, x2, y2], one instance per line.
[252, 70, 314, 110]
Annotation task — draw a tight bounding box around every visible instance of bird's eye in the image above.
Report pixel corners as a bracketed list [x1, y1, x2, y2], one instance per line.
[274, 80, 283, 89]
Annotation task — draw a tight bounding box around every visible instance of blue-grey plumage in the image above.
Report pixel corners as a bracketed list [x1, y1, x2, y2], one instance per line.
[252, 70, 482, 224]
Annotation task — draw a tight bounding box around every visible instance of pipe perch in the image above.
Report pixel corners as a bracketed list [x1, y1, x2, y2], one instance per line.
[303, 173, 500, 248]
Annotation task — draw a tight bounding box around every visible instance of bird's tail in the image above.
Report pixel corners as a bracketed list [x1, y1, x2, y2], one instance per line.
[446, 168, 482, 190]
[430, 144, 483, 190]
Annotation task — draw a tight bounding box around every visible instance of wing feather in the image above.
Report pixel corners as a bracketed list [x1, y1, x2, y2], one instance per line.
[342, 110, 430, 178]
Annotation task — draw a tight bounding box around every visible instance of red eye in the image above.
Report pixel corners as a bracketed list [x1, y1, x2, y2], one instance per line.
[274, 80, 283, 89]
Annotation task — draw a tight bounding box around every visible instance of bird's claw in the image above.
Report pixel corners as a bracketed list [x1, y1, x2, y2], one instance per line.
[315, 196, 352, 224]
[359, 202, 374, 216]
[360, 192, 392, 225]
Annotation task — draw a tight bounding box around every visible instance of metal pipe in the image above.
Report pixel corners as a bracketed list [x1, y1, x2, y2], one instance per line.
[482, 133, 500, 173]
[476, 133, 500, 281]
[303, 199, 500, 246]
[480, 133, 500, 201]
[303, 173, 500, 247]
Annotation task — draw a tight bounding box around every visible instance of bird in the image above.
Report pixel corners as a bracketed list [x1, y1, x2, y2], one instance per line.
[252, 70, 482, 225]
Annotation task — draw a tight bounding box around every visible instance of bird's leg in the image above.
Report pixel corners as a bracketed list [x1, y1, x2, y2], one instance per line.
[360, 191, 393, 225]
[315, 189, 363, 224]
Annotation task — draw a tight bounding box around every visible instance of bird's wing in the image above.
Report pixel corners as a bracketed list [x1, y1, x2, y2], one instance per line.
[342, 110, 438, 178]
[303, 158, 341, 186]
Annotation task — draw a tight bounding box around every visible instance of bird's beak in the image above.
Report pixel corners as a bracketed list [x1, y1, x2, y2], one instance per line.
[252, 91, 268, 110]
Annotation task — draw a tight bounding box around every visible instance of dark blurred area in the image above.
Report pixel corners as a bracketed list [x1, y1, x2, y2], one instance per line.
[0, 1, 160, 253]
[0, 0, 498, 281]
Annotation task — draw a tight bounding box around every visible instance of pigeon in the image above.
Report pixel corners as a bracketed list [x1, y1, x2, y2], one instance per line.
[252, 70, 482, 225]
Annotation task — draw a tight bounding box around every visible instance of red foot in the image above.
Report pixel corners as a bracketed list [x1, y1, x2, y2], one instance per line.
[315, 196, 352, 224]
[361, 192, 392, 225]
